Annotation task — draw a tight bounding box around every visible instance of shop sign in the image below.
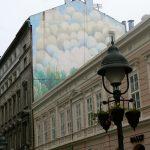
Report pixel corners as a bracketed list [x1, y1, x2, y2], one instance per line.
[130, 134, 144, 143]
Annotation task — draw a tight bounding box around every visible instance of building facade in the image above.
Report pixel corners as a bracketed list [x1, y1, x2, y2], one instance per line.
[0, 21, 33, 150]
[0, 0, 143, 150]
[32, 18, 150, 150]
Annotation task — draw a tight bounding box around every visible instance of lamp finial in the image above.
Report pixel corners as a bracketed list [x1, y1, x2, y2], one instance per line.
[111, 36, 114, 46]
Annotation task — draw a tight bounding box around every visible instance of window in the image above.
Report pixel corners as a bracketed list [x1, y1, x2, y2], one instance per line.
[4, 64, 6, 73]
[24, 87, 28, 106]
[5, 63, 8, 72]
[60, 111, 65, 136]
[76, 103, 81, 131]
[87, 96, 93, 127]
[67, 109, 72, 134]
[18, 129, 21, 148]
[22, 81, 28, 107]
[5, 81, 8, 90]
[9, 76, 13, 85]
[1, 85, 4, 94]
[1, 106, 4, 124]
[16, 129, 21, 149]
[7, 59, 10, 67]
[96, 92, 102, 112]
[23, 44, 27, 51]
[14, 51, 17, 58]
[12, 53, 15, 62]
[10, 56, 13, 64]
[1, 67, 4, 75]
[14, 132, 17, 150]
[37, 123, 41, 146]
[0, 70, 1, 77]
[13, 95, 16, 116]
[8, 99, 12, 119]
[43, 120, 48, 143]
[10, 134, 13, 149]
[130, 73, 140, 108]
[17, 66, 20, 77]
[50, 113, 56, 140]
[24, 57, 27, 68]
[13, 71, 17, 80]
[17, 90, 21, 113]
[5, 103, 8, 122]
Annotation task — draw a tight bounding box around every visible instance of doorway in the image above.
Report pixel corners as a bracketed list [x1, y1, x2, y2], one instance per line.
[133, 144, 145, 150]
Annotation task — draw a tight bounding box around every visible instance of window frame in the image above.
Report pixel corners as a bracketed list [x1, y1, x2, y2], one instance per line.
[60, 111, 66, 137]
[95, 91, 102, 112]
[129, 72, 141, 109]
[43, 119, 48, 143]
[36, 123, 41, 146]
[87, 96, 93, 127]
[66, 108, 72, 134]
[76, 103, 82, 131]
[50, 113, 56, 140]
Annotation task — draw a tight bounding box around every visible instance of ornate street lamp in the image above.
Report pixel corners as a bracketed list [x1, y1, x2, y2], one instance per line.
[97, 40, 140, 150]
[97, 40, 132, 95]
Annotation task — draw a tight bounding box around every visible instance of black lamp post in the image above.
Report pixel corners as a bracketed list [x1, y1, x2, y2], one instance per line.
[97, 40, 133, 150]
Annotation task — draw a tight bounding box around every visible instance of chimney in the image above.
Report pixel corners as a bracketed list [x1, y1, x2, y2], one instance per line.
[122, 21, 127, 32]
[128, 20, 134, 30]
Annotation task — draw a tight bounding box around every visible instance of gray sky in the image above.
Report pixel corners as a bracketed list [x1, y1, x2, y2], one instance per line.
[0, 0, 149, 56]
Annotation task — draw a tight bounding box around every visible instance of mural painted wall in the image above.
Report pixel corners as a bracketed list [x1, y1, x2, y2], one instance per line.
[30, 0, 125, 101]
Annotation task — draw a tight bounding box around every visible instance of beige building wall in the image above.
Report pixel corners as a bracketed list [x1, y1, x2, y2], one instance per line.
[32, 18, 150, 150]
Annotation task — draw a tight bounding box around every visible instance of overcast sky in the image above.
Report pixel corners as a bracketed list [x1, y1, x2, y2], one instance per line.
[0, 0, 149, 56]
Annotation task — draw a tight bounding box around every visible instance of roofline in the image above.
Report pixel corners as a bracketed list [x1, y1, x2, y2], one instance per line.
[0, 18, 31, 65]
[116, 17, 150, 47]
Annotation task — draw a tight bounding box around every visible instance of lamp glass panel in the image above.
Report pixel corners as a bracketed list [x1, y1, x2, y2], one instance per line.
[105, 68, 125, 85]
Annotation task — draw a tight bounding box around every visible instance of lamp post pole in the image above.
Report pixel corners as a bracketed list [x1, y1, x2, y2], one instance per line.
[113, 87, 124, 150]
[117, 121, 124, 150]
[112, 88, 124, 150]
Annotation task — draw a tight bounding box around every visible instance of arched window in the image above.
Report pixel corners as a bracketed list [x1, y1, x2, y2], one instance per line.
[133, 144, 145, 150]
